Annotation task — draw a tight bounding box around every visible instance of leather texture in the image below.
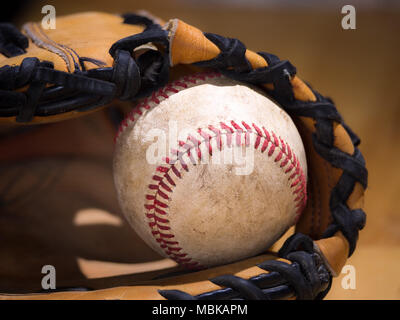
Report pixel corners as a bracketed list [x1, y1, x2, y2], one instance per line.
[167, 19, 365, 276]
[0, 253, 291, 300]
[0, 12, 146, 124]
[1, 12, 144, 72]
[0, 11, 366, 299]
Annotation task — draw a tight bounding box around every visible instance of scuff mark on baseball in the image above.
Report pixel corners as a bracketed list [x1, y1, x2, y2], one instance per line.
[113, 72, 307, 268]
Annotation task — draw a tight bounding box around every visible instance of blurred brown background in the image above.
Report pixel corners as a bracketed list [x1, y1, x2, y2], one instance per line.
[2, 0, 400, 299]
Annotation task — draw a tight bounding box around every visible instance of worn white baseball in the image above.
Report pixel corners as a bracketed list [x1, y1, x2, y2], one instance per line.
[113, 72, 307, 268]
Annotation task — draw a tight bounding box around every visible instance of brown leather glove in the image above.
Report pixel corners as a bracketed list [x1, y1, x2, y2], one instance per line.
[0, 11, 367, 300]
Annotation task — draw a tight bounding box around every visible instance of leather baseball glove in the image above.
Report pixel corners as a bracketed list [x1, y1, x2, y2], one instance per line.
[0, 11, 367, 300]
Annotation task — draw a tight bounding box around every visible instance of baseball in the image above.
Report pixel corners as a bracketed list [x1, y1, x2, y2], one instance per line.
[113, 72, 307, 268]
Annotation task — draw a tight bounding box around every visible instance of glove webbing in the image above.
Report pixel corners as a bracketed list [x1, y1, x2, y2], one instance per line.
[159, 234, 332, 300]
[111, 17, 365, 299]
[190, 32, 367, 256]
[0, 21, 169, 122]
[0, 14, 367, 300]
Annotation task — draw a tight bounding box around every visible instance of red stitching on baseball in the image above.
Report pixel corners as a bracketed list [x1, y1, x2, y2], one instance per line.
[268, 143, 275, 156]
[145, 122, 307, 267]
[115, 72, 307, 268]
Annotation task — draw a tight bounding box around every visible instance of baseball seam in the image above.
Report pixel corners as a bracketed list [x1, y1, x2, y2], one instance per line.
[115, 72, 307, 268]
[115, 72, 221, 142]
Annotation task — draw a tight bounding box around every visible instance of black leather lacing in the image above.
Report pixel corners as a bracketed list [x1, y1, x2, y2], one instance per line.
[158, 233, 332, 300]
[158, 29, 366, 300]
[0, 23, 28, 57]
[192, 33, 367, 255]
[0, 18, 170, 122]
[0, 13, 367, 300]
